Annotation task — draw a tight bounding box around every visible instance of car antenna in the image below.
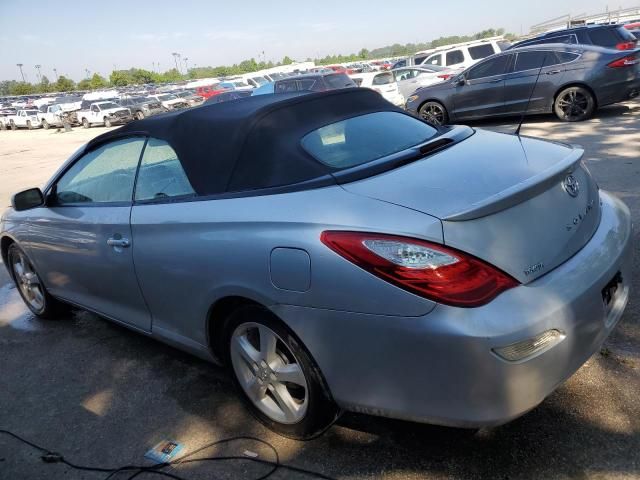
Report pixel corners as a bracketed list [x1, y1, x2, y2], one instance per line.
[514, 52, 549, 137]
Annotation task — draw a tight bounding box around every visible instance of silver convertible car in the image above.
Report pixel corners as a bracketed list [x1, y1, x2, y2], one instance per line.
[0, 89, 631, 439]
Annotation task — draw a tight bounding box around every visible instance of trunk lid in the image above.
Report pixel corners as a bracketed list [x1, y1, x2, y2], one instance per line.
[341, 128, 601, 283]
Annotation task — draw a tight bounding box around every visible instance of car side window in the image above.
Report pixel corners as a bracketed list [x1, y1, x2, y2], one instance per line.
[446, 50, 465, 66]
[275, 80, 297, 93]
[427, 54, 442, 66]
[55, 137, 145, 204]
[468, 44, 495, 60]
[466, 54, 510, 80]
[135, 138, 195, 202]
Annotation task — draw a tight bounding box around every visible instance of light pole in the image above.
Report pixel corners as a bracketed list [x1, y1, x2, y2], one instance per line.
[172, 52, 180, 73]
[85, 68, 90, 79]
[183, 57, 189, 74]
[35, 65, 42, 83]
[53, 68, 58, 81]
[16, 64, 25, 82]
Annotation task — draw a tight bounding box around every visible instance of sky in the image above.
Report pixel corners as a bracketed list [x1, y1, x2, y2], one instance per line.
[0, 0, 637, 82]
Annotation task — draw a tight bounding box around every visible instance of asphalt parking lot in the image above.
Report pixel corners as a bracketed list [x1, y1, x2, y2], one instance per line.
[1, 102, 639, 479]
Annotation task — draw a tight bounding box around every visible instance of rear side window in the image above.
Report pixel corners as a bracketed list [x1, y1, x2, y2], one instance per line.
[414, 55, 427, 64]
[298, 78, 317, 91]
[135, 138, 195, 201]
[469, 44, 495, 60]
[514, 51, 550, 71]
[372, 73, 394, 85]
[446, 50, 465, 65]
[300, 112, 438, 169]
[534, 35, 574, 45]
[497, 41, 512, 51]
[324, 73, 356, 88]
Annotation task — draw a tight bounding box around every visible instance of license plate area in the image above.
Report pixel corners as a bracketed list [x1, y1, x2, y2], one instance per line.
[602, 271, 623, 316]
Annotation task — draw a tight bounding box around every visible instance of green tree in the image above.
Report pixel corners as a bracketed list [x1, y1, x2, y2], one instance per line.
[54, 75, 75, 92]
[10, 82, 35, 95]
[110, 70, 131, 86]
[160, 68, 183, 82]
[130, 68, 155, 84]
[77, 78, 92, 90]
[358, 48, 369, 59]
[281, 56, 293, 65]
[89, 73, 108, 89]
[38, 75, 51, 93]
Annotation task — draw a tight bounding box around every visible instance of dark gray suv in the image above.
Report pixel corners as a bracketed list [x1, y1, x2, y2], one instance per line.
[405, 44, 640, 123]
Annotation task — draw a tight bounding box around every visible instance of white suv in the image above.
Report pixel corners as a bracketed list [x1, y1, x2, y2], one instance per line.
[418, 39, 509, 70]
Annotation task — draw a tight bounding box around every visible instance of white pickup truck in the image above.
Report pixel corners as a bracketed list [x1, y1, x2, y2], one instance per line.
[76, 101, 133, 128]
[6, 109, 42, 130]
[37, 104, 78, 129]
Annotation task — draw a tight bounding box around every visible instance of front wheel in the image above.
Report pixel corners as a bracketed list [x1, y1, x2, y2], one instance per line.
[419, 101, 449, 126]
[225, 305, 339, 439]
[82, 118, 90, 128]
[136, 111, 145, 120]
[8, 244, 68, 319]
[554, 86, 595, 122]
[26, 120, 33, 130]
[42, 120, 49, 130]
[104, 117, 112, 128]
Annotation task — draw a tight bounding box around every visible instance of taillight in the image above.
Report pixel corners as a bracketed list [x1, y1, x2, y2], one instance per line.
[321, 231, 518, 308]
[615, 41, 637, 50]
[437, 74, 452, 80]
[608, 55, 640, 68]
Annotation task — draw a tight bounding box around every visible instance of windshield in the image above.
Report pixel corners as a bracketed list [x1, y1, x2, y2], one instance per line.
[301, 112, 438, 169]
[157, 94, 176, 101]
[251, 76, 268, 86]
[97, 102, 120, 109]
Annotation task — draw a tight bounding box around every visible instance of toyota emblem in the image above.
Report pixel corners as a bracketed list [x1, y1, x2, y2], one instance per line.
[563, 174, 580, 197]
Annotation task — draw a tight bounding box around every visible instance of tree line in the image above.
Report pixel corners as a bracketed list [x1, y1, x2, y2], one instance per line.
[0, 28, 514, 96]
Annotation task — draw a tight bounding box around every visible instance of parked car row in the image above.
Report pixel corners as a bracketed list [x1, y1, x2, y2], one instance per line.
[404, 25, 639, 124]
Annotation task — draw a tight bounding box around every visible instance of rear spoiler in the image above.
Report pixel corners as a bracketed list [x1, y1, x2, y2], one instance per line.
[443, 145, 584, 222]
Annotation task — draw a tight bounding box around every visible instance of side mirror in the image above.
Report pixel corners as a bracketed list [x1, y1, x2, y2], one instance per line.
[12, 188, 44, 211]
[456, 76, 467, 86]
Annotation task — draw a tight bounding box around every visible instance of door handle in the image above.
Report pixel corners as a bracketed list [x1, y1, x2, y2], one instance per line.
[107, 237, 130, 248]
[546, 70, 561, 75]
[489, 78, 503, 83]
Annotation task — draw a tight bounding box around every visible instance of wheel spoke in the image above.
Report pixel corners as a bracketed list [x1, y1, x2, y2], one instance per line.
[32, 288, 44, 306]
[274, 363, 306, 387]
[270, 383, 300, 422]
[232, 335, 261, 367]
[246, 378, 267, 403]
[25, 272, 40, 286]
[258, 325, 278, 365]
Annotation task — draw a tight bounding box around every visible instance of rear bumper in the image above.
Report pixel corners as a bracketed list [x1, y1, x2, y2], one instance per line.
[596, 72, 640, 106]
[273, 191, 632, 427]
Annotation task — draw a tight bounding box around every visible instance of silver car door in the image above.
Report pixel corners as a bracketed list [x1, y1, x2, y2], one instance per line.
[27, 137, 152, 331]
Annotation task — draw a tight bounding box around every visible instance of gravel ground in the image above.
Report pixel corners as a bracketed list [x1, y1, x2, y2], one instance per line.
[0, 103, 639, 479]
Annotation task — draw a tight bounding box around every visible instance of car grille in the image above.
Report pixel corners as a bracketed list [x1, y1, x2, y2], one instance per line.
[148, 102, 162, 109]
[115, 110, 129, 117]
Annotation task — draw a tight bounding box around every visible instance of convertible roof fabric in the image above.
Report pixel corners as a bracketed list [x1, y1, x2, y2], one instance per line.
[89, 88, 401, 195]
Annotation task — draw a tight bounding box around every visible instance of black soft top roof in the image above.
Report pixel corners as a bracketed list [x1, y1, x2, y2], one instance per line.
[89, 88, 402, 196]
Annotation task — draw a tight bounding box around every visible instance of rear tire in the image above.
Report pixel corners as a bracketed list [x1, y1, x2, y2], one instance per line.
[554, 86, 595, 122]
[26, 120, 33, 130]
[7, 244, 69, 319]
[419, 101, 449, 126]
[224, 305, 340, 439]
[82, 118, 90, 128]
[10, 120, 16, 131]
[136, 111, 145, 120]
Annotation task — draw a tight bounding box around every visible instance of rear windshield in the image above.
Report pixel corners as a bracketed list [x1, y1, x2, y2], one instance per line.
[372, 73, 394, 85]
[301, 112, 438, 169]
[588, 26, 636, 46]
[324, 73, 357, 89]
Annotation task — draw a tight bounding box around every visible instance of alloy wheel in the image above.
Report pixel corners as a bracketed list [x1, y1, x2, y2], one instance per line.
[10, 249, 45, 312]
[420, 102, 446, 125]
[556, 90, 590, 121]
[230, 322, 309, 424]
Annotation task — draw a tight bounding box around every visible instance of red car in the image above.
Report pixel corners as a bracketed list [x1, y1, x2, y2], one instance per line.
[327, 65, 355, 75]
[196, 84, 227, 99]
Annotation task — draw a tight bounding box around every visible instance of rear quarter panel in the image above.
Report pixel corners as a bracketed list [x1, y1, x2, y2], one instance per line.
[130, 186, 443, 346]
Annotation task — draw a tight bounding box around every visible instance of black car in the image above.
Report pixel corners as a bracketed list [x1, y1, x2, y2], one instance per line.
[118, 97, 165, 120]
[273, 73, 356, 93]
[511, 24, 638, 51]
[405, 44, 640, 124]
[205, 90, 252, 104]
